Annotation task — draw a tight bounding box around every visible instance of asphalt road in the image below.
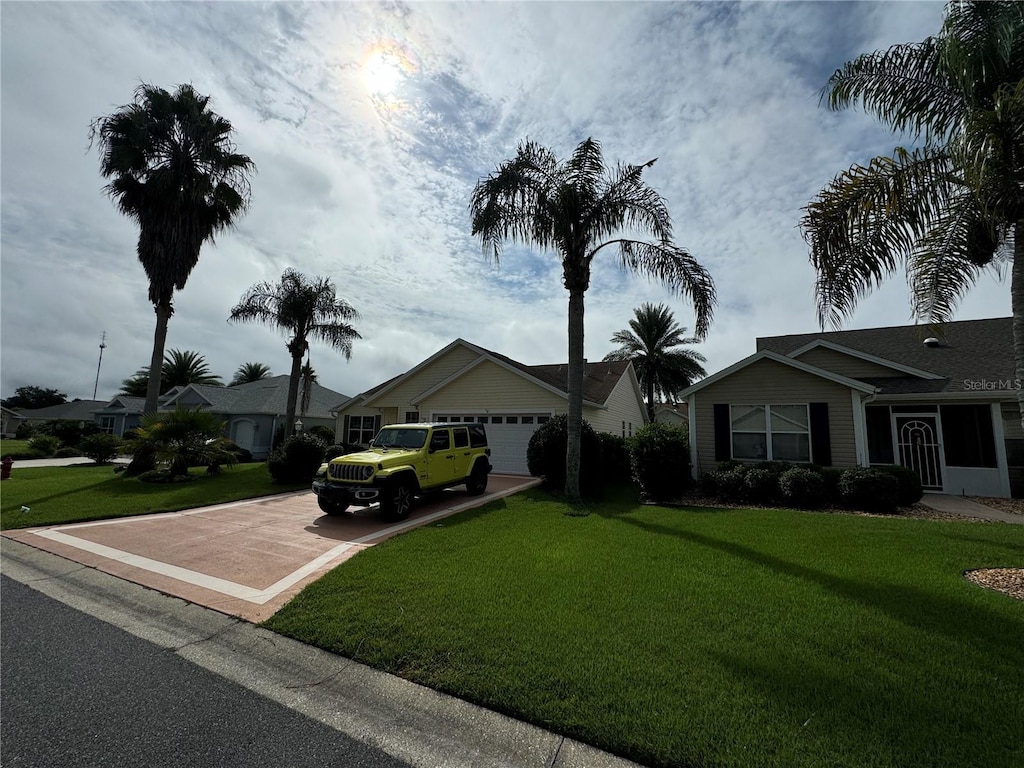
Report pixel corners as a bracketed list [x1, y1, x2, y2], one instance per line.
[0, 575, 411, 768]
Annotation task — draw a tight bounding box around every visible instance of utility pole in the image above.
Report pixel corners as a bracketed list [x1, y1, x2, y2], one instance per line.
[92, 331, 107, 400]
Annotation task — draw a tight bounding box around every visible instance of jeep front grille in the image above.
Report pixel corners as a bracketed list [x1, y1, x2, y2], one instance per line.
[329, 463, 373, 482]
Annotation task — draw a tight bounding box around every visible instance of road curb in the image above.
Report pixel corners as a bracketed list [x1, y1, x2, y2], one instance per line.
[1, 538, 644, 768]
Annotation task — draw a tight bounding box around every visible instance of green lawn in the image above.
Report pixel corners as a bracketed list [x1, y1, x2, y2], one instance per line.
[0, 439, 46, 459]
[0, 463, 307, 529]
[266, 487, 1024, 768]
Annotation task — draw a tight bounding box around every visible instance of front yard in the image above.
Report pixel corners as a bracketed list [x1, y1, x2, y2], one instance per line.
[266, 487, 1024, 768]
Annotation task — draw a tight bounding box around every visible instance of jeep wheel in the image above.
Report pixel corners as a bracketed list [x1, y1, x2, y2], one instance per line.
[466, 464, 489, 496]
[317, 497, 350, 516]
[381, 479, 415, 521]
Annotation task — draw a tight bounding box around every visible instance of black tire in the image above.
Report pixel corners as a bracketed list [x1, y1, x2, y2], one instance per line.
[466, 463, 489, 496]
[317, 496, 350, 516]
[381, 478, 415, 521]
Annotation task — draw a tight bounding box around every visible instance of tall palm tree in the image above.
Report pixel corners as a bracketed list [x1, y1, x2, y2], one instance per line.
[299, 359, 317, 417]
[90, 83, 255, 415]
[801, 1, 1024, 423]
[119, 349, 221, 396]
[229, 269, 360, 440]
[471, 138, 716, 503]
[603, 303, 707, 422]
[230, 362, 273, 386]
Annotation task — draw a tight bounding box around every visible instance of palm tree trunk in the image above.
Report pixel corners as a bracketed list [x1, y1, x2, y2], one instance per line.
[1013, 221, 1024, 433]
[284, 349, 303, 441]
[144, 301, 171, 415]
[565, 287, 585, 504]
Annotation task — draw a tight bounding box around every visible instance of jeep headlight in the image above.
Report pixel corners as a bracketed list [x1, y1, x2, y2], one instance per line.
[314, 463, 327, 479]
[360, 465, 373, 480]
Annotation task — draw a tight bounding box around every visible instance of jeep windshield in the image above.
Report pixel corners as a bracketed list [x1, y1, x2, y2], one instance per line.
[370, 428, 427, 450]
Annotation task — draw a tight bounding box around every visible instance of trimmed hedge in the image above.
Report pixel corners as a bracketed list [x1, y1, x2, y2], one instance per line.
[839, 467, 900, 514]
[778, 467, 826, 509]
[268, 434, 328, 484]
[628, 423, 691, 502]
[526, 415, 604, 497]
[874, 465, 924, 506]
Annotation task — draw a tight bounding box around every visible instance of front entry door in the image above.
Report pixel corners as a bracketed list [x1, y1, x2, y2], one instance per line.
[895, 416, 942, 490]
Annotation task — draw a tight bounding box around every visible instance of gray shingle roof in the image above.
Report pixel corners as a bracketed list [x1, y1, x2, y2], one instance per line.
[173, 375, 348, 419]
[15, 400, 109, 421]
[756, 317, 1013, 395]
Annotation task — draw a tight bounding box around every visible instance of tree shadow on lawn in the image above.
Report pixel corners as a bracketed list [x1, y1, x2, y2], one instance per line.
[609, 514, 1024, 649]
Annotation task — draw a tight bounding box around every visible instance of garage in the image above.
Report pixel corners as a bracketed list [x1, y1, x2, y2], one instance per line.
[434, 414, 552, 474]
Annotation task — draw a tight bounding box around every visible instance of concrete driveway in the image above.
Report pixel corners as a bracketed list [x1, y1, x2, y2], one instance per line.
[3, 475, 538, 622]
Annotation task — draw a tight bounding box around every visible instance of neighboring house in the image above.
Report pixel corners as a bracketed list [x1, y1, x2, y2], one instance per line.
[333, 338, 647, 475]
[158, 375, 349, 460]
[654, 402, 689, 429]
[10, 400, 109, 432]
[682, 316, 1020, 498]
[2, 406, 20, 437]
[92, 396, 147, 437]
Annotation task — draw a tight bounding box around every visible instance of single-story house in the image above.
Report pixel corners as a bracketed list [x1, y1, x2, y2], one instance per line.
[682, 317, 1021, 498]
[92, 376, 348, 460]
[333, 338, 648, 474]
[9, 400, 109, 432]
[654, 402, 689, 429]
[2, 405, 21, 437]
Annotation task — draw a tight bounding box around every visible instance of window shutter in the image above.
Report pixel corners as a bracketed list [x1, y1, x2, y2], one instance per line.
[810, 402, 831, 466]
[714, 404, 730, 462]
[342, 415, 350, 443]
[373, 415, 381, 435]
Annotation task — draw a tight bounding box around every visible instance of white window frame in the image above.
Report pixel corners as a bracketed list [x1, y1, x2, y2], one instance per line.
[98, 416, 116, 435]
[731, 404, 811, 463]
[347, 415, 377, 445]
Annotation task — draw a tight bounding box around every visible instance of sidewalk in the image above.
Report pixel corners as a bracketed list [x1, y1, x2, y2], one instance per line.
[920, 493, 1024, 525]
[5, 456, 130, 468]
[1, 539, 642, 768]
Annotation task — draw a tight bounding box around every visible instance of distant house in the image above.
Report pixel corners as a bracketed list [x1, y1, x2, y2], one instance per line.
[653, 402, 688, 429]
[10, 400, 109, 433]
[334, 338, 647, 474]
[92, 376, 349, 459]
[682, 317, 1020, 498]
[2, 405, 20, 437]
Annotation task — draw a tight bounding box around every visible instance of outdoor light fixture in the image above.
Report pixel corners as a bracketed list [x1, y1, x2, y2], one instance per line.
[294, 419, 303, 432]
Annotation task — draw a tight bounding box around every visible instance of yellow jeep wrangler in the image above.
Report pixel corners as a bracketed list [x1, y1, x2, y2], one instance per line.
[312, 423, 491, 521]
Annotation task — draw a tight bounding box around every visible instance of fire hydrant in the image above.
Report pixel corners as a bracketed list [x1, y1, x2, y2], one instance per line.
[1, 456, 12, 480]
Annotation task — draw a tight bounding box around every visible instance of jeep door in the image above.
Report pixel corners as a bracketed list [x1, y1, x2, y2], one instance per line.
[426, 428, 456, 486]
[451, 427, 474, 480]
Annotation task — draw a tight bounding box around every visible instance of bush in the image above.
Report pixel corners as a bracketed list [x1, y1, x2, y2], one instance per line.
[268, 433, 328, 484]
[37, 419, 100, 448]
[628, 422, 691, 502]
[742, 467, 778, 505]
[839, 467, 899, 514]
[325, 443, 365, 461]
[526, 414, 604, 497]
[307, 425, 335, 444]
[136, 469, 194, 484]
[80, 433, 124, 464]
[779, 467, 826, 509]
[14, 422, 36, 439]
[598, 432, 632, 484]
[220, 440, 253, 464]
[28, 434, 60, 457]
[810, 466, 843, 505]
[874, 465, 924, 506]
[710, 468, 746, 502]
[52, 447, 81, 459]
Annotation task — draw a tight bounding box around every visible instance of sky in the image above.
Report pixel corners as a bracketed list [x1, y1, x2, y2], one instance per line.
[0, 1, 1013, 405]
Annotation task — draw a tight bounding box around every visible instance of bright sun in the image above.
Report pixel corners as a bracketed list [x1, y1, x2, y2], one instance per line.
[363, 49, 404, 97]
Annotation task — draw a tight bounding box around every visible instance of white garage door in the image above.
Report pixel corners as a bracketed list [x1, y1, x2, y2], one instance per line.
[434, 414, 552, 475]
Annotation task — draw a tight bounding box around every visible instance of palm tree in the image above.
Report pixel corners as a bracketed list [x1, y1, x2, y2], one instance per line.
[471, 138, 716, 503]
[801, 1, 1024, 423]
[119, 349, 221, 396]
[299, 359, 317, 417]
[132, 407, 237, 478]
[229, 269, 360, 440]
[230, 362, 272, 386]
[90, 83, 255, 415]
[603, 303, 707, 422]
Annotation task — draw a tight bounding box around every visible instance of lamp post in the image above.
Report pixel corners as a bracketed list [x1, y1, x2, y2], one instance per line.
[294, 418, 303, 434]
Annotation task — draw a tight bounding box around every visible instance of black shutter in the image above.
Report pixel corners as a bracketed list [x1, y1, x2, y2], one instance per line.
[810, 402, 831, 466]
[342, 415, 350, 444]
[373, 415, 382, 436]
[714, 404, 731, 462]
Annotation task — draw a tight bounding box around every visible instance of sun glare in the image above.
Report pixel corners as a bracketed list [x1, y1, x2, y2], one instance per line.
[363, 49, 404, 98]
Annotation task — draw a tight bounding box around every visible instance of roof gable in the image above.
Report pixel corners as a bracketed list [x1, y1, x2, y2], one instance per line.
[787, 340, 943, 380]
[681, 350, 877, 397]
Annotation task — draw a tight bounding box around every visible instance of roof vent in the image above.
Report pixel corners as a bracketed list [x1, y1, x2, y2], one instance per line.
[923, 337, 941, 348]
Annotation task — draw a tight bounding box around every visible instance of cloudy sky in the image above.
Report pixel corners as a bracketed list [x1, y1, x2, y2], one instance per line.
[1, 1, 1012, 405]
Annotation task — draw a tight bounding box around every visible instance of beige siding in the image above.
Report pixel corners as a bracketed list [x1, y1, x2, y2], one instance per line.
[794, 347, 907, 379]
[419, 360, 565, 415]
[588, 371, 646, 436]
[333, 407, 381, 440]
[368, 345, 480, 410]
[693, 358, 857, 475]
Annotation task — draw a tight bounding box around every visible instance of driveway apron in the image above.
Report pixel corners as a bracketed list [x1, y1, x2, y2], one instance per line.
[2, 475, 538, 622]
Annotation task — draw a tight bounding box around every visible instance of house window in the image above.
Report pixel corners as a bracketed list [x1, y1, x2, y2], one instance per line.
[98, 416, 115, 435]
[506, 416, 519, 424]
[941, 404, 997, 468]
[491, 416, 503, 424]
[405, 411, 420, 423]
[866, 405, 895, 464]
[347, 415, 377, 446]
[521, 416, 534, 424]
[731, 404, 810, 462]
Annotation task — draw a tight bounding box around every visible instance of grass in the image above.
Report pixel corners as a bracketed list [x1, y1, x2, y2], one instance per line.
[0, 439, 46, 459]
[265, 487, 1024, 768]
[0, 463, 307, 529]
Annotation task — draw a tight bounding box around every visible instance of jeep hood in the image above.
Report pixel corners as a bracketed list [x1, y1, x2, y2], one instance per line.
[340, 447, 418, 463]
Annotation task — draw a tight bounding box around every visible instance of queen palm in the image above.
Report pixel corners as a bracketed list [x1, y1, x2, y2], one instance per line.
[229, 269, 360, 440]
[91, 83, 254, 415]
[801, 1, 1024, 422]
[603, 303, 706, 422]
[471, 138, 716, 502]
[230, 362, 273, 386]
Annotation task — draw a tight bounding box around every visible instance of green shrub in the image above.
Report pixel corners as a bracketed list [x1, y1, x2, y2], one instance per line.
[80, 433, 124, 464]
[268, 433, 328, 484]
[52, 447, 80, 459]
[526, 415, 604, 497]
[325, 443, 364, 461]
[37, 419, 100, 448]
[779, 467, 827, 509]
[307, 425, 335, 443]
[28, 435, 60, 457]
[136, 469, 194, 484]
[628, 422, 691, 502]
[874, 465, 924, 506]
[14, 422, 35, 439]
[808, 466, 843, 505]
[742, 467, 778, 505]
[710, 468, 746, 502]
[132, 407, 236, 478]
[840, 467, 899, 514]
[716, 459, 746, 474]
[598, 432, 633, 484]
